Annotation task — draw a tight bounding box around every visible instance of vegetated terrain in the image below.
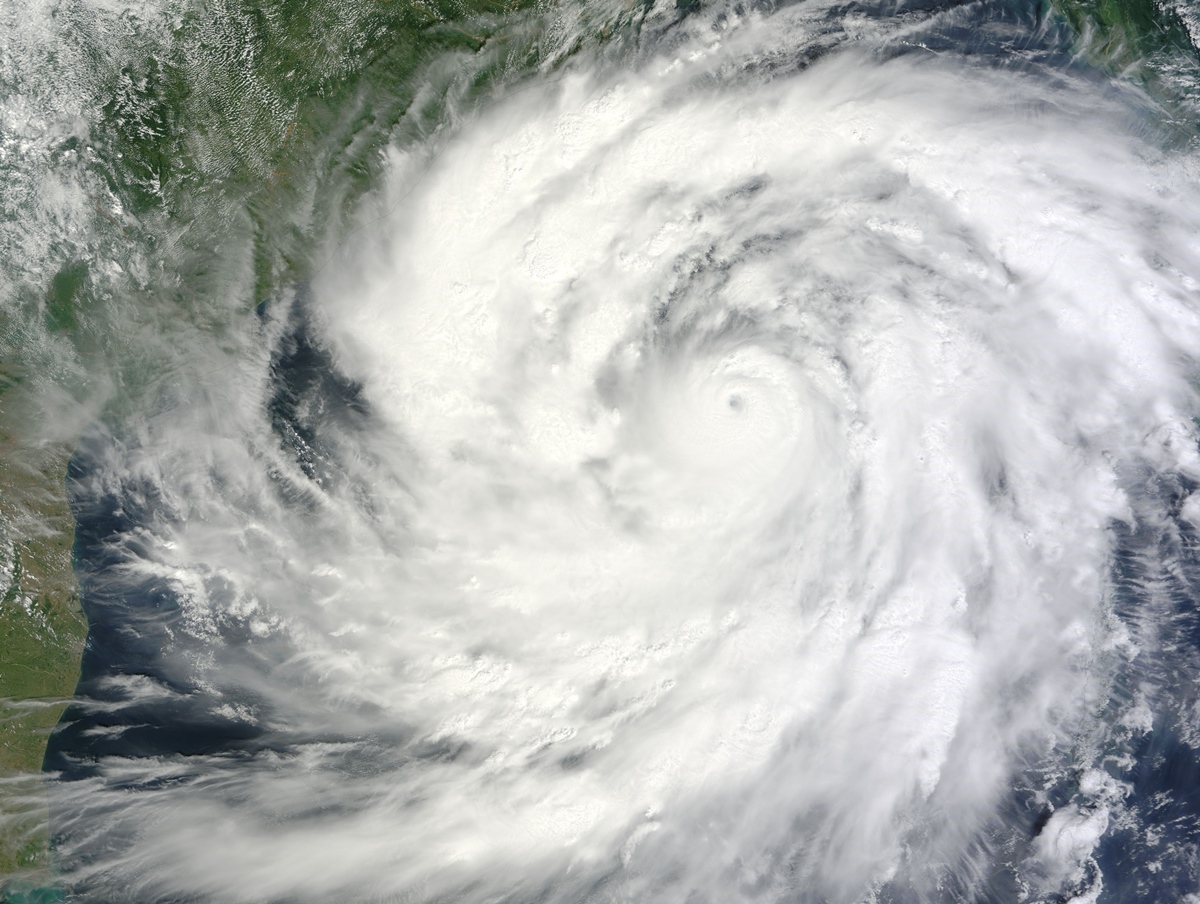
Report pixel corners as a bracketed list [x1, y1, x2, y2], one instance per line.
[0, 415, 86, 880]
[0, 0, 1197, 892]
[0, 0, 549, 888]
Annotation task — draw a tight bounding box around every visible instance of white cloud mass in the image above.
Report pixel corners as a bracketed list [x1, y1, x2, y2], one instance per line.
[46, 2, 1200, 902]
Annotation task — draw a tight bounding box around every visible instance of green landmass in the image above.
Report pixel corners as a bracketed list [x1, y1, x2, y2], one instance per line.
[1053, 0, 1194, 71]
[0, 0, 562, 890]
[0, 0, 1196, 893]
[1047, 0, 1200, 138]
[0, 405, 86, 890]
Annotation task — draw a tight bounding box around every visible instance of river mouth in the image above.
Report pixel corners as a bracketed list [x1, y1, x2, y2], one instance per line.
[18, 0, 1200, 901]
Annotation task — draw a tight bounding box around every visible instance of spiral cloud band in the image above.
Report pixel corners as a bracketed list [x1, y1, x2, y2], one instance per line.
[47, 2, 1200, 902]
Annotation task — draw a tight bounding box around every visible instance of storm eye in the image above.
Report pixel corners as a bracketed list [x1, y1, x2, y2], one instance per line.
[728, 394, 744, 410]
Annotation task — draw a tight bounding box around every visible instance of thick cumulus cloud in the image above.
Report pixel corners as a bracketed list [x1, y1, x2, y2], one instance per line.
[47, 2, 1200, 903]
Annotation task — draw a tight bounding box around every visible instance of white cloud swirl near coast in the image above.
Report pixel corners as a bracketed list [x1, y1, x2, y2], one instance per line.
[46, 2, 1200, 902]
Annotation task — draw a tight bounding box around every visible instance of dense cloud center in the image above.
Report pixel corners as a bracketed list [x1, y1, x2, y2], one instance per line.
[49, 8, 1200, 904]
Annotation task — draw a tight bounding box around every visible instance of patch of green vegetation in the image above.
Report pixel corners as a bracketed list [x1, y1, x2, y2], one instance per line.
[1052, 0, 1195, 71]
[0, 577, 85, 707]
[88, 0, 547, 316]
[1046, 0, 1200, 138]
[0, 0, 625, 889]
[44, 263, 89, 336]
[2, 0, 575, 442]
[0, 426, 86, 885]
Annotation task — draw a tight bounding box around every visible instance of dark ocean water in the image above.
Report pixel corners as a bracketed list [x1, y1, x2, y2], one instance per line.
[13, 0, 1200, 899]
[50, 329, 1200, 902]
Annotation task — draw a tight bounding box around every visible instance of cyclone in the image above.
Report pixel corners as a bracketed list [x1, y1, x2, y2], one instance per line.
[30, 0, 1200, 902]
